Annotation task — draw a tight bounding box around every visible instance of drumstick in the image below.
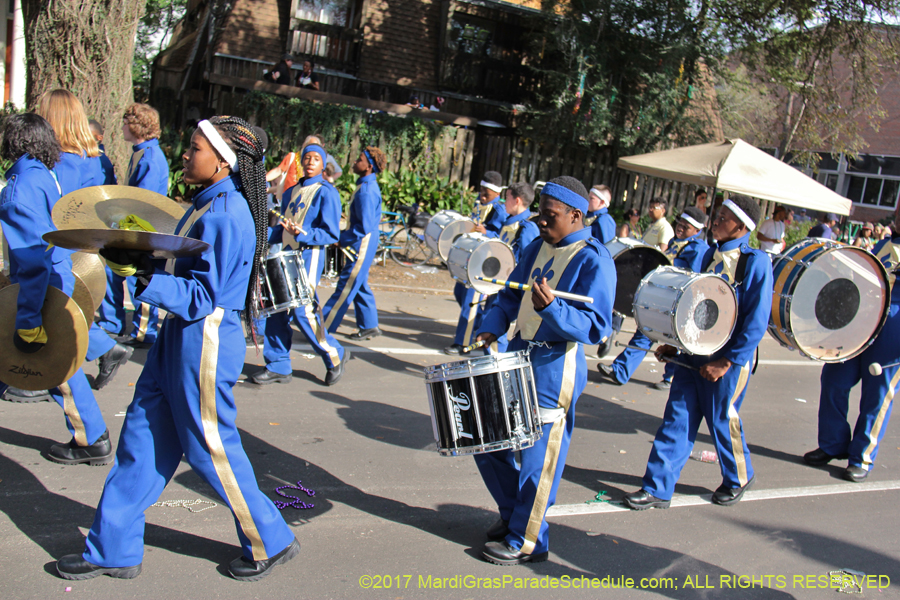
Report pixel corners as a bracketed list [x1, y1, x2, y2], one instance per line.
[869, 361, 900, 376]
[462, 340, 486, 353]
[614, 342, 699, 371]
[270, 208, 308, 235]
[474, 277, 594, 304]
[340, 247, 356, 261]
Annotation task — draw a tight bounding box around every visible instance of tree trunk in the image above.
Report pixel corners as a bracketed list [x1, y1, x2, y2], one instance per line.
[21, 0, 146, 178]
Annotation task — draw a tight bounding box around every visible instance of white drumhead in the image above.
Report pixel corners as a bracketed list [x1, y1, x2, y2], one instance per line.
[673, 273, 738, 355]
[424, 210, 464, 257]
[447, 233, 515, 293]
[788, 247, 888, 360]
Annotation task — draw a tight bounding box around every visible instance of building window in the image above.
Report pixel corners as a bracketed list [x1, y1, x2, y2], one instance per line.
[817, 153, 900, 210]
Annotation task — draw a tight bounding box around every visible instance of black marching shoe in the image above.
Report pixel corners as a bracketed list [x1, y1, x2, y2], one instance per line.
[349, 327, 382, 341]
[623, 490, 670, 510]
[843, 465, 869, 483]
[482, 541, 548, 566]
[120, 337, 153, 349]
[93, 343, 134, 390]
[803, 447, 849, 466]
[48, 430, 113, 466]
[228, 538, 300, 582]
[249, 369, 292, 385]
[485, 518, 510, 542]
[324, 350, 350, 386]
[2, 387, 52, 403]
[596, 363, 623, 385]
[653, 379, 672, 391]
[57, 554, 141, 580]
[711, 476, 755, 506]
[443, 344, 464, 355]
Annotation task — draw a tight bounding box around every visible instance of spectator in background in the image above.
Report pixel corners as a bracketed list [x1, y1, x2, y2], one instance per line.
[883, 225, 893, 239]
[88, 119, 117, 185]
[757, 206, 792, 254]
[429, 97, 446, 112]
[808, 213, 838, 240]
[618, 207, 642, 239]
[324, 154, 343, 184]
[694, 189, 708, 213]
[296, 60, 320, 91]
[642, 198, 674, 252]
[263, 54, 293, 85]
[407, 94, 424, 109]
[854, 222, 875, 250]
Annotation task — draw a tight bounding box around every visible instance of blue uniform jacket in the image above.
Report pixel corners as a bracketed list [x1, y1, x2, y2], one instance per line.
[98, 144, 117, 185]
[139, 176, 252, 317]
[700, 233, 773, 367]
[499, 211, 539, 262]
[472, 198, 507, 239]
[340, 173, 381, 249]
[587, 208, 616, 245]
[127, 139, 169, 195]
[873, 237, 900, 305]
[270, 174, 341, 248]
[668, 233, 709, 272]
[54, 151, 104, 196]
[480, 228, 615, 346]
[0, 155, 69, 329]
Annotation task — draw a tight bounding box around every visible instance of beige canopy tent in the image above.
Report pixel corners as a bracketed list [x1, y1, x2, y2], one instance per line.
[617, 138, 852, 216]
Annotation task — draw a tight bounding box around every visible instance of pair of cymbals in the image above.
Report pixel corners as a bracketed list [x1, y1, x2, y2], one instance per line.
[47, 185, 209, 258]
[0, 285, 88, 391]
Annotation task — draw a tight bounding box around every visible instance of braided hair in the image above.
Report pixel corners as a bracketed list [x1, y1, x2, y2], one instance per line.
[205, 116, 268, 333]
[365, 146, 387, 173]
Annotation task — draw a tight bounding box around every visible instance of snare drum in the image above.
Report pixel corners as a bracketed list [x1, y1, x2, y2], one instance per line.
[633, 266, 738, 355]
[424, 351, 542, 456]
[770, 238, 890, 362]
[424, 210, 475, 261]
[605, 237, 672, 317]
[323, 243, 345, 279]
[447, 233, 515, 294]
[259, 250, 314, 318]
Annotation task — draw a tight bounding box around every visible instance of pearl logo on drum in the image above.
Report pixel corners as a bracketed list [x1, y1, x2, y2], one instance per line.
[450, 392, 474, 439]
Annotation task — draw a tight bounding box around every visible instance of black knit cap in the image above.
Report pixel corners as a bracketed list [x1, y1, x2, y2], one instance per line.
[728, 194, 762, 229]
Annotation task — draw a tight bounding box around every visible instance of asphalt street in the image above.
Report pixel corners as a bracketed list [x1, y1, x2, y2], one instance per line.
[0, 277, 898, 600]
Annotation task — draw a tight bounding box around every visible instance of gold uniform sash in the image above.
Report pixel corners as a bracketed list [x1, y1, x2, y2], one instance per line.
[164, 201, 214, 275]
[476, 203, 494, 224]
[705, 246, 743, 284]
[281, 182, 322, 248]
[126, 148, 145, 182]
[583, 213, 598, 226]
[513, 239, 588, 340]
[499, 221, 522, 245]
[876, 241, 900, 288]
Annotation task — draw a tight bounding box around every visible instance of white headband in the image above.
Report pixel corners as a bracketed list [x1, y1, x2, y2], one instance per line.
[589, 187, 610, 205]
[723, 199, 756, 231]
[198, 120, 238, 173]
[679, 212, 705, 230]
[480, 181, 502, 193]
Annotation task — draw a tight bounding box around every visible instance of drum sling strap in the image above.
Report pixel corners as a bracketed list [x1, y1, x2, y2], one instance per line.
[731, 251, 759, 375]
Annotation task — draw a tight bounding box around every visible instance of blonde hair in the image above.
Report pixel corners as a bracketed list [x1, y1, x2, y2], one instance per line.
[35, 89, 100, 157]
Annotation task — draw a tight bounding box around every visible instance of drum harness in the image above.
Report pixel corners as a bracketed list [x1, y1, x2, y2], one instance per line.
[728, 250, 760, 375]
[524, 340, 568, 425]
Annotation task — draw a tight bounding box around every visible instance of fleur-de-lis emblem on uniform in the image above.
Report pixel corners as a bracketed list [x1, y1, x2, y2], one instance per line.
[531, 257, 555, 282]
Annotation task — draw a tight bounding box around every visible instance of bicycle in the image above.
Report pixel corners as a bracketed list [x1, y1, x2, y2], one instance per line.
[378, 204, 436, 267]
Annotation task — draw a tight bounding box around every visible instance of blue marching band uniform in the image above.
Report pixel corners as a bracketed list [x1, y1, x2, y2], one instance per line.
[262, 148, 346, 377]
[451, 199, 507, 348]
[476, 226, 615, 558]
[97, 138, 170, 345]
[639, 232, 773, 502]
[584, 206, 616, 245]
[814, 235, 900, 476]
[79, 174, 296, 569]
[606, 231, 710, 385]
[322, 171, 382, 333]
[0, 155, 108, 449]
[97, 143, 117, 185]
[488, 209, 539, 353]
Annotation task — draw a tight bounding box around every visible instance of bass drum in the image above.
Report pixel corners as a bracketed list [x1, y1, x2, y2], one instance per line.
[605, 237, 672, 317]
[424, 210, 475, 261]
[633, 266, 737, 355]
[447, 233, 515, 294]
[770, 238, 890, 362]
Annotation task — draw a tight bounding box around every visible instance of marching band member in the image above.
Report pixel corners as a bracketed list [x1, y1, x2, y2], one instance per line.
[804, 216, 900, 482]
[97, 103, 170, 350]
[57, 116, 299, 582]
[0, 113, 112, 464]
[445, 171, 508, 355]
[598, 206, 709, 388]
[88, 119, 118, 185]
[473, 176, 615, 565]
[489, 182, 539, 353]
[249, 143, 349, 386]
[33, 89, 132, 393]
[323, 147, 387, 339]
[624, 195, 772, 510]
[584, 184, 615, 244]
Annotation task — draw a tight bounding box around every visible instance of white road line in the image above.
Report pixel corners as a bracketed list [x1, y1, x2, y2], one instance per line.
[547, 480, 900, 517]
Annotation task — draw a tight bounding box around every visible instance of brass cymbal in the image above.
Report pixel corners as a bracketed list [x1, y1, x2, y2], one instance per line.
[52, 185, 186, 234]
[0, 285, 88, 391]
[70, 252, 106, 310]
[43, 229, 210, 259]
[72, 273, 95, 321]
